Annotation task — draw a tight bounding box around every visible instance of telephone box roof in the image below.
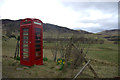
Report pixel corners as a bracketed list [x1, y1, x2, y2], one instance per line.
[22, 18, 43, 23]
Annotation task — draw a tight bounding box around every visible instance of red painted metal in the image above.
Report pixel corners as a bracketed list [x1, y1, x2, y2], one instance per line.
[20, 18, 43, 66]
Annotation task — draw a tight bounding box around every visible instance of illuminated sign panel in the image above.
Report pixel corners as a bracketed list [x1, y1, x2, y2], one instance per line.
[34, 22, 42, 25]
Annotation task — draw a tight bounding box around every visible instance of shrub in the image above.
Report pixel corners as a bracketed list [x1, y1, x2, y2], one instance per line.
[57, 58, 65, 70]
[43, 57, 48, 61]
[16, 56, 20, 61]
[56, 58, 72, 70]
[57, 58, 65, 65]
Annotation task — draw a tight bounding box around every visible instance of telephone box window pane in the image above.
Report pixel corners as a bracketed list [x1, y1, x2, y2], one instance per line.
[35, 52, 41, 55]
[23, 32, 28, 35]
[23, 28, 29, 31]
[36, 40, 40, 43]
[35, 53, 41, 60]
[36, 52, 41, 56]
[36, 53, 40, 56]
[23, 53, 29, 56]
[23, 36, 28, 39]
[23, 40, 28, 44]
[35, 32, 40, 35]
[22, 21, 31, 25]
[35, 28, 41, 32]
[36, 45, 40, 47]
[35, 36, 40, 39]
[23, 44, 28, 47]
[36, 49, 40, 51]
[23, 49, 28, 52]
[23, 56, 29, 60]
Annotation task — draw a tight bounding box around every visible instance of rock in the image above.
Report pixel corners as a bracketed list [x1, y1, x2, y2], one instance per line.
[16, 68, 23, 71]
[11, 62, 17, 66]
[55, 65, 60, 69]
[23, 67, 29, 69]
[10, 57, 14, 59]
[27, 72, 31, 75]
[50, 66, 54, 69]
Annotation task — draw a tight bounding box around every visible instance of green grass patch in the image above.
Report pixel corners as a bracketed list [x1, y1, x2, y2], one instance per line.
[87, 44, 118, 64]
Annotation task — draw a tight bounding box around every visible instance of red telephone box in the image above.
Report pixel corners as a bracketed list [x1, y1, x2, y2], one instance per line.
[20, 18, 43, 66]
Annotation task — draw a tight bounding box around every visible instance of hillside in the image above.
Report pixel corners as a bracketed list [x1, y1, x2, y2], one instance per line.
[43, 23, 92, 34]
[2, 19, 92, 37]
[97, 29, 119, 35]
[96, 29, 120, 42]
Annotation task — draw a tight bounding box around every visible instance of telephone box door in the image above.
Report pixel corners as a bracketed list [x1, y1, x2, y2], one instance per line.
[20, 25, 34, 66]
[34, 27, 43, 65]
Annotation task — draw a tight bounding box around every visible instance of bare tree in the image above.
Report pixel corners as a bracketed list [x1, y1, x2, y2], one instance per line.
[62, 35, 93, 73]
[50, 31, 60, 61]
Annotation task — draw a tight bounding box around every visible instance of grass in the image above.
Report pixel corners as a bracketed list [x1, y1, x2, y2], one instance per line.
[87, 44, 118, 64]
[2, 57, 118, 78]
[2, 38, 119, 78]
[2, 38, 16, 57]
